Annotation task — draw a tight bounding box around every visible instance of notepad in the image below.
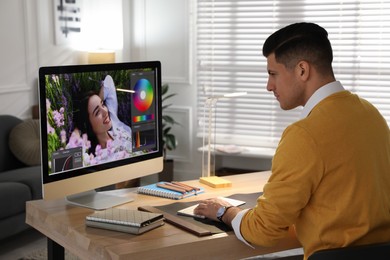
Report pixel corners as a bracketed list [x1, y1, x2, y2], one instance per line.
[86, 208, 164, 235]
[137, 182, 205, 200]
[177, 197, 246, 219]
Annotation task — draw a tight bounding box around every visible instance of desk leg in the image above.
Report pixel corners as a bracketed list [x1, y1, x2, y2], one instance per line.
[47, 238, 64, 260]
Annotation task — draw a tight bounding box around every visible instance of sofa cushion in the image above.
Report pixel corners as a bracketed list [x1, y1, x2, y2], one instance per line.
[9, 119, 41, 166]
[0, 212, 29, 241]
[0, 166, 42, 200]
[0, 115, 24, 172]
[0, 182, 31, 219]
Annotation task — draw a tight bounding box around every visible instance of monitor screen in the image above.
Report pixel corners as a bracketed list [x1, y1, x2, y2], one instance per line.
[38, 61, 163, 209]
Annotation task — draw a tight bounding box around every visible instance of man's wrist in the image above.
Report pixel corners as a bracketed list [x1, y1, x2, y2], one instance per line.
[217, 205, 232, 222]
[219, 206, 234, 223]
[221, 206, 242, 226]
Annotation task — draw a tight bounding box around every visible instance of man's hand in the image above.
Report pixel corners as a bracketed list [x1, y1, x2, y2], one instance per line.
[194, 198, 233, 221]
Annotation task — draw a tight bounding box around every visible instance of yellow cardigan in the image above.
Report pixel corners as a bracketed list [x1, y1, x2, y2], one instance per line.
[241, 91, 390, 258]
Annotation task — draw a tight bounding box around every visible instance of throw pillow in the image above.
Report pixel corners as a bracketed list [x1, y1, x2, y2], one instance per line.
[9, 119, 41, 166]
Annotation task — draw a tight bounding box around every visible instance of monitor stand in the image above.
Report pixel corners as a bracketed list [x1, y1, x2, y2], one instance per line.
[66, 190, 134, 210]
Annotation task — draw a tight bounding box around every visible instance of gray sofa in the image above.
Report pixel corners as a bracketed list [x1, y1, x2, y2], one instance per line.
[0, 115, 42, 241]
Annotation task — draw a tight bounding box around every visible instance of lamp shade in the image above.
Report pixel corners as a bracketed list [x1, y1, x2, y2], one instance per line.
[87, 51, 115, 64]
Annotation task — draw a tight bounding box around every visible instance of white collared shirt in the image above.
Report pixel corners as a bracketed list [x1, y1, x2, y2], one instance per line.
[231, 81, 345, 247]
[300, 81, 345, 118]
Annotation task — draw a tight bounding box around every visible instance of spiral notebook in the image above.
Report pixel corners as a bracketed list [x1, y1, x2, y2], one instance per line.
[86, 208, 164, 235]
[137, 182, 205, 200]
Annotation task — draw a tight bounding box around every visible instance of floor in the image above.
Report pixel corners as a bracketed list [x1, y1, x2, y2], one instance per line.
[0, 228, 46, 260]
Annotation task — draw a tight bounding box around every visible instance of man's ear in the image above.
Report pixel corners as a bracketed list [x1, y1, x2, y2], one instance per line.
[296, 61, 310, 80]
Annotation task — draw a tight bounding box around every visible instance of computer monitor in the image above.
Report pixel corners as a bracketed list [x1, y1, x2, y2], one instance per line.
[38, 61, 163, 210]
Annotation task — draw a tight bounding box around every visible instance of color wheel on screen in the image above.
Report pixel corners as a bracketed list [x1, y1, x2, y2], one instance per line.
[133, 78, 154, 112]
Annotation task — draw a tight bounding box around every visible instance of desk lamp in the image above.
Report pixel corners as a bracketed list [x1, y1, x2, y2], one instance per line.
[87, 50, 115, 64]
[200, 92, 247, 188]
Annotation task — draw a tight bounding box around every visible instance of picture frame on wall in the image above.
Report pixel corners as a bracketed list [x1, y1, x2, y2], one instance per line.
[53, 0, 83, 45]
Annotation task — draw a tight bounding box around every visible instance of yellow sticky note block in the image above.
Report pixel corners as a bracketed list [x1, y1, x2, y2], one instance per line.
[199, 176, 232, 188]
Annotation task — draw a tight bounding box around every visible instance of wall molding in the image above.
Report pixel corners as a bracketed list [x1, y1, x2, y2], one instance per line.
[129, 0, 192, 85]
[0, 84, 30, 94]
[165, 105, 193, 162]
[163, 76, 191, 85]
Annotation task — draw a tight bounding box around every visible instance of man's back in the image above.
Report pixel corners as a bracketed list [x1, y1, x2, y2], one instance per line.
[274, 90, 390, 256]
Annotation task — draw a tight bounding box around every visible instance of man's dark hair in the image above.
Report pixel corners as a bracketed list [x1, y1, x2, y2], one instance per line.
[262, 22, 333, 74]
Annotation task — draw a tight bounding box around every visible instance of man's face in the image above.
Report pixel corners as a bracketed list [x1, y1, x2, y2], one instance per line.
[266, 53, 305, 110]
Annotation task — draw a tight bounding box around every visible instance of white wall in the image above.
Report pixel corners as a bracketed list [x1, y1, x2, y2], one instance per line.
[125, 0, 204, 181]
[1, 0, 40, 118]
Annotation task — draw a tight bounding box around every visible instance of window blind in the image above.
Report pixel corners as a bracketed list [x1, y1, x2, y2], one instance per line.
[196, 0, 390, 149]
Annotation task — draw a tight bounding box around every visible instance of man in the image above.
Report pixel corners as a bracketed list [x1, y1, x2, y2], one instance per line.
[194, 22, 390, 259]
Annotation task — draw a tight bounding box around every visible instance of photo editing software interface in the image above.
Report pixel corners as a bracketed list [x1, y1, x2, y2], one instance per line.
[41, 63, 160, 181]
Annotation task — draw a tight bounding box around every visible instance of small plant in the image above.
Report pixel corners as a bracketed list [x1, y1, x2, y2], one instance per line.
[162, 84, 179, 154]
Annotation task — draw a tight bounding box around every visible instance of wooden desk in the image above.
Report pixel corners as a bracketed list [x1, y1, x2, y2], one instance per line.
[26, 171, 301, 259]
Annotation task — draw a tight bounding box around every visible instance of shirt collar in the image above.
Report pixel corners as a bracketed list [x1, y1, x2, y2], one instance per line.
[300, 81, 345, 118]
